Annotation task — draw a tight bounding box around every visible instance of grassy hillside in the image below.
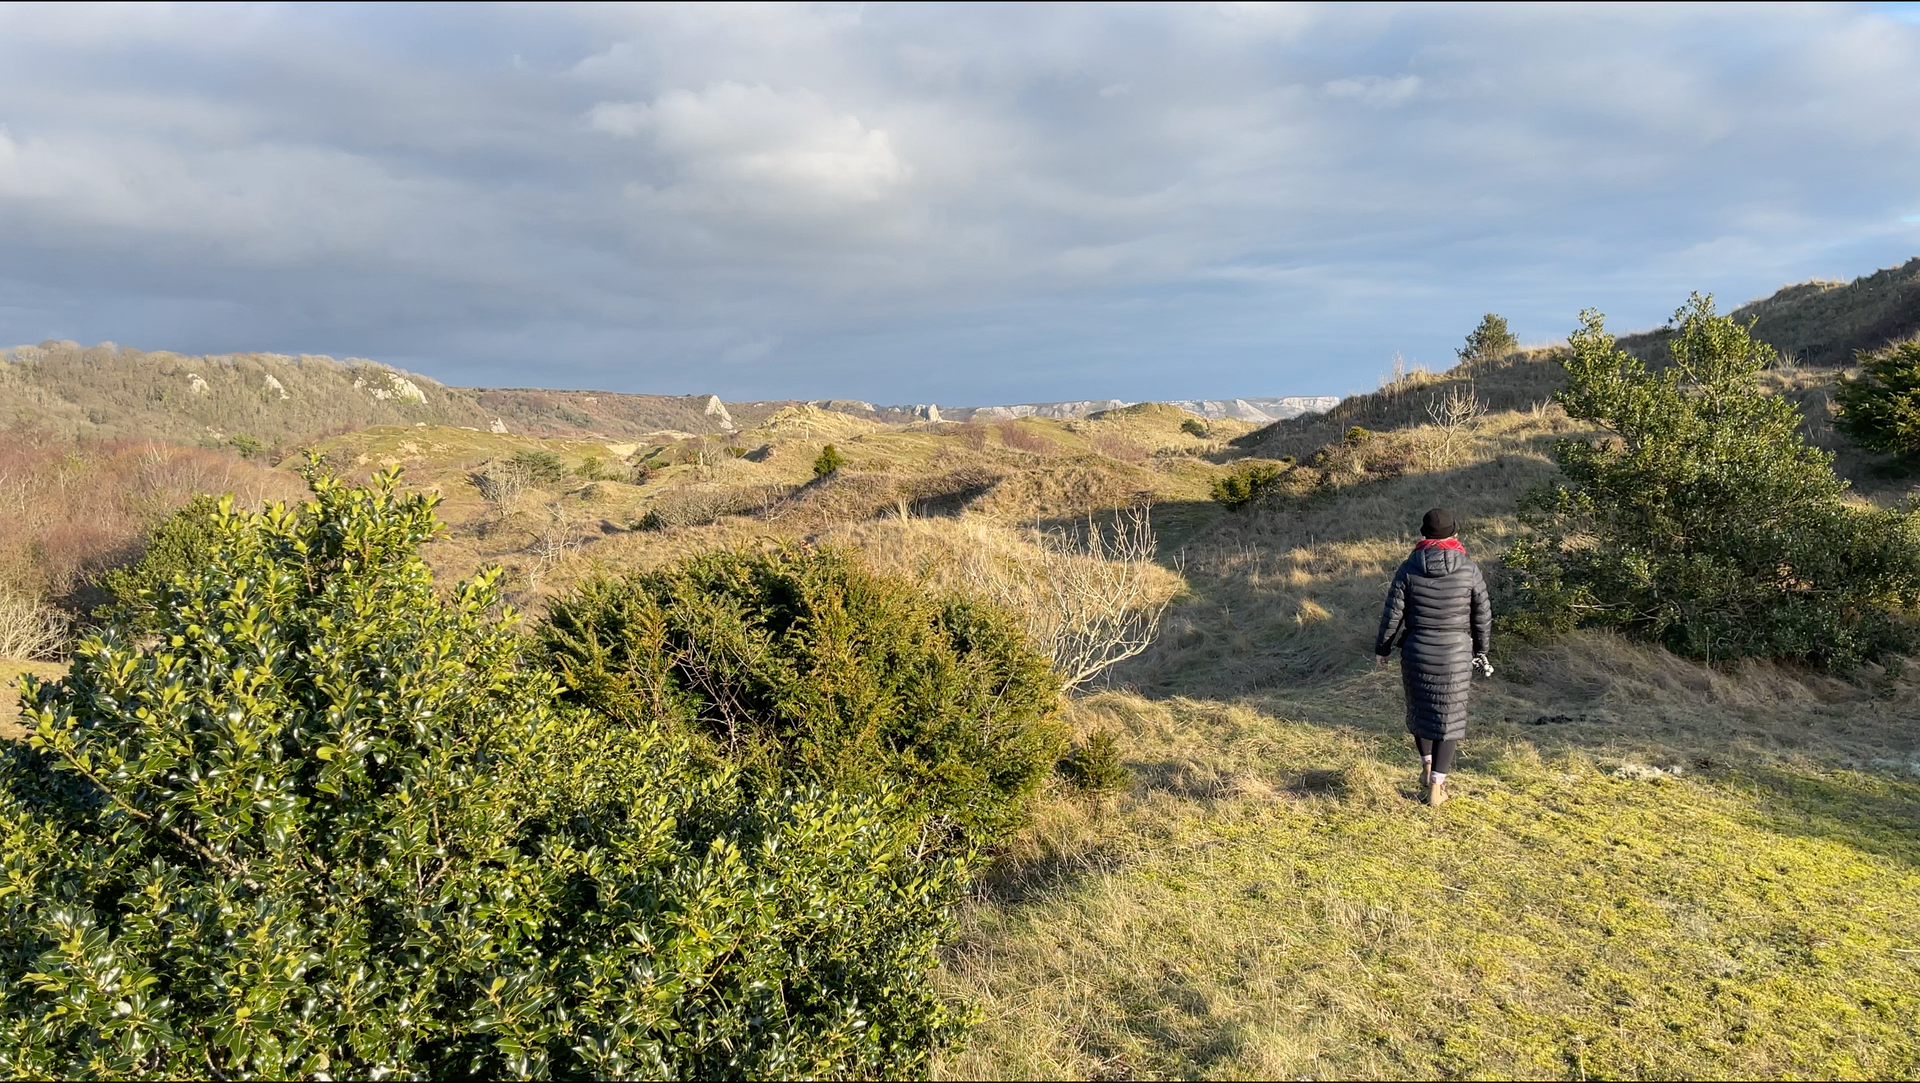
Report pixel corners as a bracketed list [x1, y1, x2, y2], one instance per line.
[1618, 256, 1920, 367]
[0, 340, 798, 447]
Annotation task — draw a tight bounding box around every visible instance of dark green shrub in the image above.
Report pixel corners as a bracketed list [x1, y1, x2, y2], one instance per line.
[0, 467, 968, 1078]
[1343, 426, 1372, 447]
[1210, 462, 1283, 509]
[509, 447, 566, 484]
[1180, 417, 1209, 437]
[574, 454, 612, 480]
[1459, 313, 1519, 365]
[92, 493, 224, 628]
[227, 433, 265, 459]
[1059, 730, 1130, 795]
[814, 444, 846, 478]
[1835, 339, 1920, 457]
[535, 546, 1064, 846]
[1505, 295, 1920, 666]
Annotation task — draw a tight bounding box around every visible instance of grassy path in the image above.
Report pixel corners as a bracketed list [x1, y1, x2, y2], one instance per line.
[937, 685, 1920, 1080]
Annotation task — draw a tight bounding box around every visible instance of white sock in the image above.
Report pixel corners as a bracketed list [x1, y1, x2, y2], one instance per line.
[1430, 772, 1447, 786]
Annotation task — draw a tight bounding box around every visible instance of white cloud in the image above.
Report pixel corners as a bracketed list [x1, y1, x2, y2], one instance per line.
[1323, 75, 1422, 108]
[590, 83, 907, 209]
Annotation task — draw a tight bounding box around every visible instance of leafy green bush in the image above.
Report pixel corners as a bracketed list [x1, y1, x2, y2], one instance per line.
[91, 493, 224, 629]
[1210, 462, 1284, 510]
[509, 447, 567, 484]
[1505, 295, 1920, 666]
[1343, 426, 1372, 447]
[1458, 313, 1519, 365]
[813, 444, 846, 478]
[1180, 417, 1209, 437]
[1834, 339, 1920, 457]
[227, 433, 266, 459]
[0, 467, 968, 1078]
[535, 546, 1064, 846]
[1058, 730, 1130, 795]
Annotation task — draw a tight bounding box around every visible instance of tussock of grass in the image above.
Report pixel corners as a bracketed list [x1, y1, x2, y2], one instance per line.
[939, 688, 1920, 1080]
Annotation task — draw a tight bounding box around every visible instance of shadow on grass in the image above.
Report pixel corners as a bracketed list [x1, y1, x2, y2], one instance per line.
[1729, 764, 1920, 868]
[1113, 450, 1563, 702]
[970, 835, 1126, 909]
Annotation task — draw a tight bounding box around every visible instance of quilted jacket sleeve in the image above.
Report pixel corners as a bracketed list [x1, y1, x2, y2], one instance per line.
[1469, 561, 1492, 656]
[1375, 563, 1409, 656]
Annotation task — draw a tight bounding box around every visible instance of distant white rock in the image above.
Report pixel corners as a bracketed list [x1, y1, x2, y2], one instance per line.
[186, 372, 210, 395]
[489, 418, 509, 434]
[702, 394, 737, 431]
[263, 374, 290, 400]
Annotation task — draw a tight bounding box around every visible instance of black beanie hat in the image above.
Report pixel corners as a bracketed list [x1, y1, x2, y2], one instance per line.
[1421, 507, 1456, 539]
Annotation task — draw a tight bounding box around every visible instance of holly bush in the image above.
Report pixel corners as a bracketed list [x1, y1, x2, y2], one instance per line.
[0, 465, 966, 1079]
[535, 547, 1064, 849]
[1505, 295, 1920, 666]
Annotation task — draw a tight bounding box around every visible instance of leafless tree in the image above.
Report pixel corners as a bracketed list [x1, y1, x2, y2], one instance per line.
[524, 502, 580, 595]
[1426, 385, 1487, 468]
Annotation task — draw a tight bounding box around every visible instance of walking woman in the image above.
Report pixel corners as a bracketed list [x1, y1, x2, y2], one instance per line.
[1375, 508, 1492, 806]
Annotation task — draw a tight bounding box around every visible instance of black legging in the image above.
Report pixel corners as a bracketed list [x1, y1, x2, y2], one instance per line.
[1413, 736, 1459, 775]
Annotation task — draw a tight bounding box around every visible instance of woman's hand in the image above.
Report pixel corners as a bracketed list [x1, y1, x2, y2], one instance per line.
[1375, 654, 1391, 669]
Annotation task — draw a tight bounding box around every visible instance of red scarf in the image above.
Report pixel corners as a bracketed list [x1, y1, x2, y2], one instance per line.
[1415, 537, 1465, 553]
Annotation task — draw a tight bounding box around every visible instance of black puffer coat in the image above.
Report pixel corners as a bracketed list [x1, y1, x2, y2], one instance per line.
[1374, 543, 1491, 741]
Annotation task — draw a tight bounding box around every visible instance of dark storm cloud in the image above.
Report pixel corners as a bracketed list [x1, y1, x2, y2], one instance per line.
[1, 2, 1917, 402]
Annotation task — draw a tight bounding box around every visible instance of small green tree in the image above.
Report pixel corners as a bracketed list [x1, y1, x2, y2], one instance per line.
[1834, 339, 1920, 457]
[1458, 313, 1519, 365]
[0, 466, 969, 1078]
[1180, 417, 1209, 437]
[813, 444, 846, 478]
[1210, 462, 1283, 510]
[227, 433, 265, 459]
[508, 447, 566, 484]
[92, 494, 224, 628]
[1505, 295, 1920, 665]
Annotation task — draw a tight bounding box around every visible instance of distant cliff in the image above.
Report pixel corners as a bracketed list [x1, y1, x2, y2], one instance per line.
[938, 396, 1339, 423]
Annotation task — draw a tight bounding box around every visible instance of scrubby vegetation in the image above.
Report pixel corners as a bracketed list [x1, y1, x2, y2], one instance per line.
[0, 468, 970, 1078]
[1507, 295, 1920, 665]
[535, 546, 1065, 847]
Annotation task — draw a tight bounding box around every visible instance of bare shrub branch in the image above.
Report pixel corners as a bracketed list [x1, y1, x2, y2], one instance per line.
[0, 588, 69, 660]
[960, 504, 1172, 690]
[1425, 385, 1487, 468]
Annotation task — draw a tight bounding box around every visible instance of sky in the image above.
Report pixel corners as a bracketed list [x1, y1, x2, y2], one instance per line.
[1, 2, 1918, 405]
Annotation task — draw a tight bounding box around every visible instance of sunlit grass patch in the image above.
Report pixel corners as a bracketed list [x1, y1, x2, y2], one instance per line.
[939, 690, 1920, 1080]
